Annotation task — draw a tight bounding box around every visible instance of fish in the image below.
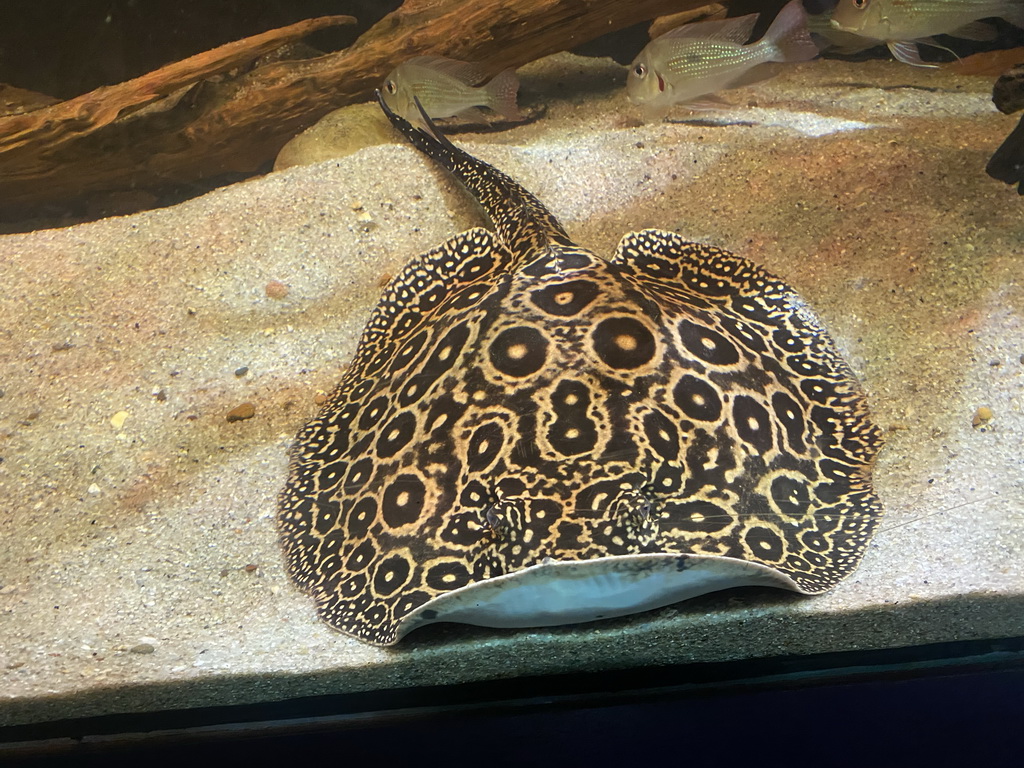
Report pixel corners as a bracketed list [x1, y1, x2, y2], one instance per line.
[626, 0, 820, 120]
[831, 0, 1024, 67]
[380, 55, 522, 127]
[276, 91, 885, 646]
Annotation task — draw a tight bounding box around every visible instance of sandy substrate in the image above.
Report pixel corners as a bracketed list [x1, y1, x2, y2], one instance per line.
[1, 54, 1022, 728]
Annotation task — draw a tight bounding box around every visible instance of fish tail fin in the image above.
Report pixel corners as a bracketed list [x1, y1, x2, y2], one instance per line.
[763, 0, 819, 63]
[484, 68, 523, 121]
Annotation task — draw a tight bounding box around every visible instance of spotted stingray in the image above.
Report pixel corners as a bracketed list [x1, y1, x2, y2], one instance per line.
[278, 92, 884, 646]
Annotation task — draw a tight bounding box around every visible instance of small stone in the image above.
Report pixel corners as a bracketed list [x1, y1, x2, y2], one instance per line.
[234, 366, 249, 377]
[273, 103, 394, 170]
[972, 405, 994, 429]
[226, 402, 256, 422]
[313, 393, 328, 406]
[129, 643, 155, 655]
[110, 411, 130, 429]
[265, 280, 289, 300]
[88, 483, 101, 495]
[244, 563, 259, 573]
[152, 387, 167, 402]
[357, 209, 377, 232]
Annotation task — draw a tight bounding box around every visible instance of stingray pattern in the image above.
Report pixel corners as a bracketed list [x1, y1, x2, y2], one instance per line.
[278, 94, 884, 646]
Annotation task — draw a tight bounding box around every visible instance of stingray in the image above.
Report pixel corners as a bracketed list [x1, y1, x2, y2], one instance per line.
[277, 92, 884, 646]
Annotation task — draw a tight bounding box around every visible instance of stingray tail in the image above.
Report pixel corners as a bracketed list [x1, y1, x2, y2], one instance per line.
[376, 90, 571, 253]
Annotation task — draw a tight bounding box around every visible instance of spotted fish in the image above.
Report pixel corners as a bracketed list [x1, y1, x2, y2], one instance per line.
[831, 0, 1024, 67]
[277, 93, 885, 646]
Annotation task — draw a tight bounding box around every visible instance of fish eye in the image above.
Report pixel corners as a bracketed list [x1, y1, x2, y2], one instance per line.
[385, 79, 397, 94]
[852, 0, 868, 8]
[633, 63, 646, 78]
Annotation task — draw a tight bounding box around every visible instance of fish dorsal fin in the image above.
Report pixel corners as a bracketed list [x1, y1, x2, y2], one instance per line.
[658, 13, 759, 44]
[402, 55, 489, 86]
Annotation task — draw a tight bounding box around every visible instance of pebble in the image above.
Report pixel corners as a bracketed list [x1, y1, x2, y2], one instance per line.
[129, 643, 155, 654]
[358, 209, 377, 232]
[234, 366, 249, 377]
[265, 280, 289, 300]
[972, 405, 994, 429]
[226, 402, 256, 422]
[110, 411, 129, 429]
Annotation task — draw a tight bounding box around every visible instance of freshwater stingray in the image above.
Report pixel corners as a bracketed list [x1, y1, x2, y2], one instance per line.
[277, 92, 884, 646]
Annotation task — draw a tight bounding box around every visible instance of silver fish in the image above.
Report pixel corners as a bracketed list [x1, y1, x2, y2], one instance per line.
[831, 0, 1024, 67]
[380, 55, 521, 127]
[627, 0, 819, 120]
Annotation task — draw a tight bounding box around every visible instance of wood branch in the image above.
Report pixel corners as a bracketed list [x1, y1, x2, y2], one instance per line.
[0, 16, 357, 158]
[0, 0, 710, 220]
[649, 4, 728, 40]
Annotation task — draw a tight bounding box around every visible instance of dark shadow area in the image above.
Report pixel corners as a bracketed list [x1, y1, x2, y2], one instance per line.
[3, 636, 1022, 767]
[0, 0, 397, 99]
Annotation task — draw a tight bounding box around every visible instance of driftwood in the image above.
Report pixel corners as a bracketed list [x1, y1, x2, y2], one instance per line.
[0, 0, 711, 221]
[649, 4, 728, 39]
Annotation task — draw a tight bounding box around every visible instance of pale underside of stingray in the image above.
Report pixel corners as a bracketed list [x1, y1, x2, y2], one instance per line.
[277, 93, 884, 646]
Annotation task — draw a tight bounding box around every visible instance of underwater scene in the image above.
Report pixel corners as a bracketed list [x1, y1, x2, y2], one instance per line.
[0, 0, 1022, 736]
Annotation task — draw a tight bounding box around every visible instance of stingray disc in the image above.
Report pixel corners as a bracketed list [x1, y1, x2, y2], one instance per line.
[277, 95, 884, 646]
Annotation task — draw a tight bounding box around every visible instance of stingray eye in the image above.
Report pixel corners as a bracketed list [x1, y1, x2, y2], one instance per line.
[852, 0, 868, 8]
[633, 63, 646, 78]
[385, 79, 397, 95]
